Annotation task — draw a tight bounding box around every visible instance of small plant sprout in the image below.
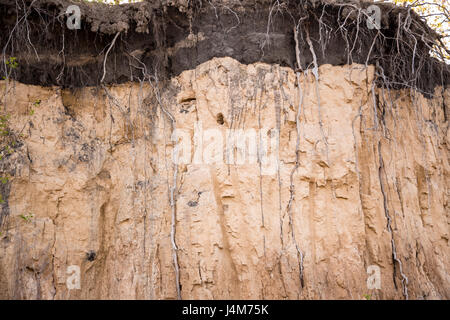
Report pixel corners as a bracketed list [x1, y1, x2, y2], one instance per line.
[19, 213, 34, 223]
[0, 176, 8, 184]
[6, 57, 18, 69]
[28, 99, 41, 116]
[363, 294, 372, 300]
[30, 100, 41, 115]
[0, 114, 10, 136]
[3, 57, 19, 80]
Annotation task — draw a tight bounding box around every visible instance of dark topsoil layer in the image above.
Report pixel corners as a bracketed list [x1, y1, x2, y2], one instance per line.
[0, 0, 448, 96]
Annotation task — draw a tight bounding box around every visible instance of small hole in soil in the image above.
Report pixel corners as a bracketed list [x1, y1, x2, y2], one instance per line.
[216, 113, 224, 125]
[86, 250, 96, 262]
[180, 97, 196, 103]
[187, 200, 198, 207]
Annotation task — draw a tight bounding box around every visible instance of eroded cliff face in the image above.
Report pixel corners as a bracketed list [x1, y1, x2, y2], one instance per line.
[0, 57, 448, 299]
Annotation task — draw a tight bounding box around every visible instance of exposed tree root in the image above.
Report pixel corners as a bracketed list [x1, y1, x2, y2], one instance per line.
[151, 77, 181, 300]
[101, 32, 121, 84]
[285, 25, 305, 289]
[305, 27, 329, 164]
[378, 141, 409, 300]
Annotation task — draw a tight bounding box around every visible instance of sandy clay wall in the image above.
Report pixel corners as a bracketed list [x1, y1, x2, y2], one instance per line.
[0, 57, 448, 299]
